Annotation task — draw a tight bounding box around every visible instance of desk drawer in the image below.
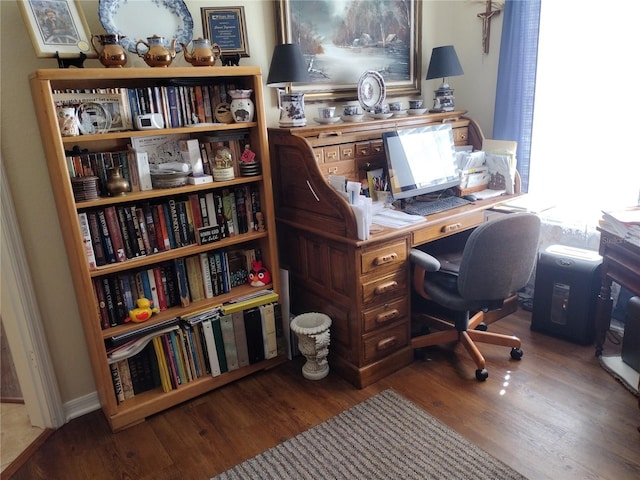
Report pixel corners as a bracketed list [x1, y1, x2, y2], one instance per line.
[361, 269, 408, 305]
[412, 210, 485, 245]
[452, 127, 469, 145]
[363, 324, 408, 363]
[360, 240, 408, 275]
[362, 297, 409, 333]
[318, 159, 355, 177]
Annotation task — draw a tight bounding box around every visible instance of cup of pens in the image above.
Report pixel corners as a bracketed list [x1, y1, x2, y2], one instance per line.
[375, 190, 392, 205]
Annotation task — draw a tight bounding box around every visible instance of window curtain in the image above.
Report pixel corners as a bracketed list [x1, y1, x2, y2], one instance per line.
[492, 0, 541, 192]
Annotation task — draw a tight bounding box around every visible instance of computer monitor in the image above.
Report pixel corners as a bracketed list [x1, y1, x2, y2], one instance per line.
[382, 124, 460, 201]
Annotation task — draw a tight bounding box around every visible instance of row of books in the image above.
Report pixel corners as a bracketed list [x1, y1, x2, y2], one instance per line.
[92, 248, 261, 329]
[78, 184, 264, 268]
[54, 81, 241, 132]
[108, 300, 284, 403]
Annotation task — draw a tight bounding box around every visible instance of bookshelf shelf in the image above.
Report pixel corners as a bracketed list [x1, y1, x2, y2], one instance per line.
[30, 67, 284, 431]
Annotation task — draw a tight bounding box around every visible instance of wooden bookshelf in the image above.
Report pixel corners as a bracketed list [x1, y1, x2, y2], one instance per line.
[29, 67, 284, 431]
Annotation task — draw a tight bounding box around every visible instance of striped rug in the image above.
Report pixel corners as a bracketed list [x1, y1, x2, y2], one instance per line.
[212, 389, 527, 480]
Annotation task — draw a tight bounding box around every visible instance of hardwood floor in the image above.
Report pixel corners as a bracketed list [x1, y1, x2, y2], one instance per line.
[8, 309, 640, 480]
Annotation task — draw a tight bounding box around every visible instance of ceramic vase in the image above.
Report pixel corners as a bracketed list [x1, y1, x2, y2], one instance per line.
[106, 165, 130, 196]
[290, 312, 332, 380]
[229, 89, 255, 123]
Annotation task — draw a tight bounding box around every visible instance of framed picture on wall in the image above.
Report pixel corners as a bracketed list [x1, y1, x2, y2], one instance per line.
[274, 0, 421, 103]
[201, 6, 250, 57]
[18, 0, 95, 58]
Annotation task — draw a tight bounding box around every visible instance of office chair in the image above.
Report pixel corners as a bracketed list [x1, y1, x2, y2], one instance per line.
[410, 212, 541, 381]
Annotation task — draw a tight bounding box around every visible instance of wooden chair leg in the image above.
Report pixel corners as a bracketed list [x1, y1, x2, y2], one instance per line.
[411, 329, 460, 349]
[459, 331, 486, 370]
[467, 329, 521, 348]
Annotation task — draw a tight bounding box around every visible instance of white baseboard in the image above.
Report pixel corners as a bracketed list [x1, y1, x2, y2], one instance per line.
[63, 391, 101, 423]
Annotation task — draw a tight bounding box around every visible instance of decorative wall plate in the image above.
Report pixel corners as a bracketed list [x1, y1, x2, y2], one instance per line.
[357, 70, 386, 112]
[77, 103, 111, 134]
[98, 0, 193, 53]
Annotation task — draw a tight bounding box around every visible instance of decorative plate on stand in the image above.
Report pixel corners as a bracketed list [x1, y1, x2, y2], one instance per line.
[98, 0, 193, 53]
[357, 70, 386, 113]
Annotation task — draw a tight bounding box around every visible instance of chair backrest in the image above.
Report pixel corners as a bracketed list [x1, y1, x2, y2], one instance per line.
[457, 213, 541, 301]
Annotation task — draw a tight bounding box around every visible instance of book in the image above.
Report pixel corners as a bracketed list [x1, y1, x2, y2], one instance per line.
[210, 315, 228, 373]
[259, 303, 278, 359]
[117, 359, 134, 400]
[93, 278, 111, 330]
[219, 314, 239, 371]
[221, 290, 279, 315]
[86, 211, 107, 266]
[226, 249, 249, 288]
[110, 362, 125, 403]
[232, 310, 250, 368]
[115, 205, 135, 259]
[201, 318, 221, 376]
[96, 209, 117, 264]
[199, 252, 214, 299]
[185, 255, 204, 302]
[243, 307, 266, 364]
[104, 206, 127, 262]
[78, 212, 97, 269]
[152, 336, 172, 392]
[173, 257, 191, 307]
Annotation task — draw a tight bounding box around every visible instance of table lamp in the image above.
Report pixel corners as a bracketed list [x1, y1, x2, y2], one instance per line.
[425, 45, 464, 112]
[267, 43, 311, 127]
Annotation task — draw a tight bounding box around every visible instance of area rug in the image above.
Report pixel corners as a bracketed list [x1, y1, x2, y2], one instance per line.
[212, 389, 527, 480]
[600, 355, 640, 396]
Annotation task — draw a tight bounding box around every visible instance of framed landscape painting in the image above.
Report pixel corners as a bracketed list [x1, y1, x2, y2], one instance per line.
[274, 0, 421, 102]
[18, 0, 94, 58]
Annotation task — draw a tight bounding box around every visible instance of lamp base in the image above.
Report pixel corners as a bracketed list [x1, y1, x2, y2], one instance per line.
[278, 92, 307, 127]
[431, 86, 455, 112]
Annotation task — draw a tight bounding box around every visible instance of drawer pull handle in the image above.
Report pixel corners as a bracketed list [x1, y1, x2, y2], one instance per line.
[326, 152, 338, 160]
[328, 166, 338, 174]
[375, 281, 398, 295]
[376, 309, 399, 324]
[342, 148, 353, 155]
[377, 337, 398, 351]
[374, 253, 398, 265]
[441, 223, 462, 233]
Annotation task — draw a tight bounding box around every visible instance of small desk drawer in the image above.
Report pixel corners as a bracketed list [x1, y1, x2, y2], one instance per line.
[362, 297, 409, 333]
[361, 269, 408, 305]
[360, 240, 407, 275]
[363, 324, 408, 363]
[412, 210, 485, 246]
[323, 145, 340, 162]
[339, 143, 356, 160]
[452, 127, 469, 146]
[318, 159, 355, 177]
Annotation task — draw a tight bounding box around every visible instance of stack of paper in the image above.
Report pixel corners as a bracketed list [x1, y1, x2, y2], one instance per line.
[600, 206, 640, 246]
[483, 139, 517, 195]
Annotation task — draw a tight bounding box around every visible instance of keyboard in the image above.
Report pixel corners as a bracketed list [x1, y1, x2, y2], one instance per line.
[402, 196, 472, 216]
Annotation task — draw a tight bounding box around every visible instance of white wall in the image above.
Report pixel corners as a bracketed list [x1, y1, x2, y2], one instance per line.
[0, 0, 499, 411]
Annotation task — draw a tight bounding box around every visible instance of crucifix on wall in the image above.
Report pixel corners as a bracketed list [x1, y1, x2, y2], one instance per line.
[477, 0, 502, 54]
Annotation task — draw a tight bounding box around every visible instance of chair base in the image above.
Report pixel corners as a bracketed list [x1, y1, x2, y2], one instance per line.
[411, 303, 522, 381]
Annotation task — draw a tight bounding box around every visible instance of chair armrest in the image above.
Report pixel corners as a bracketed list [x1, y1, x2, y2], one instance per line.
[410, 249, 441, 272]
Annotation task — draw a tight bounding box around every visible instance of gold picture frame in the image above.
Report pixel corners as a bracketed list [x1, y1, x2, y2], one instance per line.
[274, 0, 421, 103]
[201, 6, 250, 57]
[18, 0, 95, 58]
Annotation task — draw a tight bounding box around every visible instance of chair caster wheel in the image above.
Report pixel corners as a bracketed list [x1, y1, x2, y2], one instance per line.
[475, 322, 488, 331]
[476, 368, 488, 381]
[510, 347, 523, 360]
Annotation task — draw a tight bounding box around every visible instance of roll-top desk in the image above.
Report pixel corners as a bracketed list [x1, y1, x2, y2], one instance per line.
[268, 112, 520, 388]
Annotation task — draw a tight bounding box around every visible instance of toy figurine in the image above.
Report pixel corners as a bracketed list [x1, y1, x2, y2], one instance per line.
[248, 259, 271, 287]
[125, 297, 159, 323]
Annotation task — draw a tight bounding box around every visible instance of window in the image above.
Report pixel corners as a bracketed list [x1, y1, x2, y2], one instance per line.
[528, 1, 640, 221]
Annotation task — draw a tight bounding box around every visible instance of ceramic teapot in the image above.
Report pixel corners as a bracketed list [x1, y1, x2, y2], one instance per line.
[91, 34, 127, 68]
[180, 38, 222, 67]
[135, 35, 176, 67]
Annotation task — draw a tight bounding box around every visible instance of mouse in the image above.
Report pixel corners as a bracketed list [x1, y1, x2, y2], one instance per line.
[462, 194, 477, 202]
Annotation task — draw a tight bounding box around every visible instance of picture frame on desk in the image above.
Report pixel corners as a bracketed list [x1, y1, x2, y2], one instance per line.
[274, 0, 422, 103]
[18, 0, 95, 58]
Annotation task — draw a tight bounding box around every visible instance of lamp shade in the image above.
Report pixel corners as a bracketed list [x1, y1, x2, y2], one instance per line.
[426, 45, 464, 80]
[266, 43, 311, 86]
